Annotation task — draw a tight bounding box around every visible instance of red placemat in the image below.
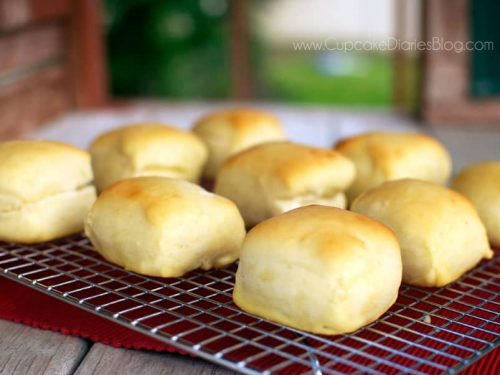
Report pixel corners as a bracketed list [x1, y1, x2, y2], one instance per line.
[0, 276, 176, 353]
[0, 274, 498, 373]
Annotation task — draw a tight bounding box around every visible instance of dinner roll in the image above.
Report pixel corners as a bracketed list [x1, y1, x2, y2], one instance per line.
[90, 124, 207, 191]
[214, 142, 355, 226]
[335, 132, 451, 202]
[351, 179, 493, 287]
[85, 177, 245, 277]
[452, 161, 500, 247]
[0, 140, 96, 243]
[233, 205, 402, 335]
[193, 108, 286, 179]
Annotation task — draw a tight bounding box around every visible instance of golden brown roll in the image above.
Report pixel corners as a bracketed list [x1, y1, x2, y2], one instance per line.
[90, 123, 207, 191]
[214, 142, 355, 226]
[452, 161, 500, 247]
[351, 179, 493, 287]
[335, 132, 452, 202]
[193, 108, 286, 179]
[0, 140, 96, 243]
[233, 205, 402, 335]
[85, 177, 245, 277]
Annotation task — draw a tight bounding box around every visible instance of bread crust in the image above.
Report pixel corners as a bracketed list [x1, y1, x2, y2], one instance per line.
[90, 124, 207, 191]
[351, 179, 493, 287]
[452, 161, 500, 247]
[233, 205, 402, 334]
[193, 109, 286, 179]
[215, 142, 355, 226]
[335, 132, 452, 202]
[0, 140, 96, 243]
[85, 177, 246, 277]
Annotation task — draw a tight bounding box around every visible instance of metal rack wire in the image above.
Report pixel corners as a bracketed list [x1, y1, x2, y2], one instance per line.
[0, 234, 498, 374]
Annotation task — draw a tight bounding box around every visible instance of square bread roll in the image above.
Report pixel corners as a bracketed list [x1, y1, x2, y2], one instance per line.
[452, 161, 500, 247]
[85, 177, 246, 277]
[90, 123, 207, 191]
[351, 179, 493, 287]
[193, 108, 286, 179]
[0, 140, 96, 243]
[214, 142, 355, 226]
[233, 205, 402, 335]
[335, 132, 452, 202]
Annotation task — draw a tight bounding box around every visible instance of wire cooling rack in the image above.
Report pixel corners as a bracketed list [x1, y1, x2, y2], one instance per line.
[0, 235, 498, 374]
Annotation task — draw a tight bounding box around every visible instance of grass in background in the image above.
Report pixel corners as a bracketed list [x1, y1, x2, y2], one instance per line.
[105, 1, 395, 106]
[259, 51, 393, 107]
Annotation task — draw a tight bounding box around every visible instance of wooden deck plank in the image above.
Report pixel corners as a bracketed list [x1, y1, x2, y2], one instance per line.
[0, 320, 90, 375]
[74, 343, 235, 375]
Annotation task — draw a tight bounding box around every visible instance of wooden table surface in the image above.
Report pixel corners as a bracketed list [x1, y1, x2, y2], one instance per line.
[1, 103, 499, 374]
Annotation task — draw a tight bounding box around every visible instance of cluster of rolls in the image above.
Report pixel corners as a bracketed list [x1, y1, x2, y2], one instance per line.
[1, 108, 497, 336]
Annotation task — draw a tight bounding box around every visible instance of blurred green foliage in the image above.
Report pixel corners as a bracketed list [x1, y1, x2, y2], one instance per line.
[105, 0, 231, 98]
[105, 0, 393, 107]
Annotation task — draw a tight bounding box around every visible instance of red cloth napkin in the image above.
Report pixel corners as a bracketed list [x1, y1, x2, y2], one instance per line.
[0, 275, 497, 373]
